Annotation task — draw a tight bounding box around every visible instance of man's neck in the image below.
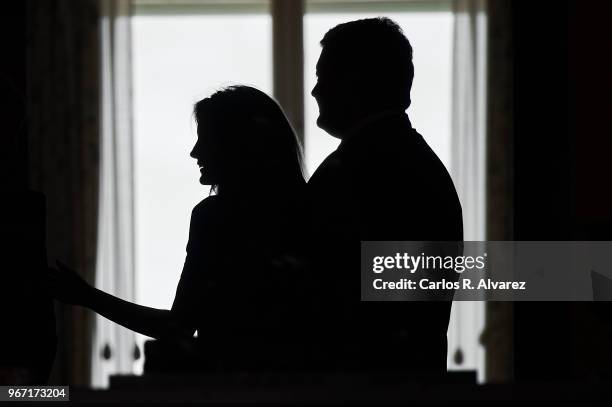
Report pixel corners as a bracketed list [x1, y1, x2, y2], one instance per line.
[338, 109, 409, 147]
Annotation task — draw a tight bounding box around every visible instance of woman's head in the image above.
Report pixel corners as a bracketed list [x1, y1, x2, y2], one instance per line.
[191, 86, 305, 194]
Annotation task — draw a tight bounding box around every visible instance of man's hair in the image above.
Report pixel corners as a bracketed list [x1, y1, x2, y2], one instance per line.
[320, 17, 414, 109]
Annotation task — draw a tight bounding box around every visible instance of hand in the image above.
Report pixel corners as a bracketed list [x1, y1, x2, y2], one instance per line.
[44, 260, 93, 306]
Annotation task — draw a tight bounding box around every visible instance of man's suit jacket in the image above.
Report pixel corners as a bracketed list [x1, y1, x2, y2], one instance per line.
[307, 112, 463, 372]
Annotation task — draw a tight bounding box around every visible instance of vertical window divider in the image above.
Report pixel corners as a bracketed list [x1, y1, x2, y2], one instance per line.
[272, 0, 305, 145]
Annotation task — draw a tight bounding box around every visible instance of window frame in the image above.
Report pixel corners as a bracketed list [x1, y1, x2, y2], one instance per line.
[97, 0, 486, 384]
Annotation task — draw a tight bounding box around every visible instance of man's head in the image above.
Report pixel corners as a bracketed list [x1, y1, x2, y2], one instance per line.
[311, 17, 414, 138]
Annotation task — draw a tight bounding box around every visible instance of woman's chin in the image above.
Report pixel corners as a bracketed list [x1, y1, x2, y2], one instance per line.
[199, 175, 210, 185]
[199, 173, 219, 186]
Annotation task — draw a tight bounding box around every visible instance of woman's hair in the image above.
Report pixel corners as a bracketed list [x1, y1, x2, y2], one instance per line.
[194, 86, 305, 194]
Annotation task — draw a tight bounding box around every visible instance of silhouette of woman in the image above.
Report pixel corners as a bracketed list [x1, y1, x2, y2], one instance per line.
[45, 86, 307, 369]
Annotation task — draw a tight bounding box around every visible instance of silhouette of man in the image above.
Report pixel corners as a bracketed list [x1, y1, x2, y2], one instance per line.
[307, 18, 463, 373]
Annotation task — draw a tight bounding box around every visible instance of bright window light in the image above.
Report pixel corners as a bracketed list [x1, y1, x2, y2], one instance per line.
[131, 11, 272, 372]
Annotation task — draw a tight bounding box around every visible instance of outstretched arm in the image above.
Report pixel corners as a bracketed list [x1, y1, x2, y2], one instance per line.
[45, 261, 195, 340]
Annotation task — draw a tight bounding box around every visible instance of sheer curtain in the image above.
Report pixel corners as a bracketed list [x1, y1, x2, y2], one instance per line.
[447, 0, 488, 380]
[92, 0, 137, 388]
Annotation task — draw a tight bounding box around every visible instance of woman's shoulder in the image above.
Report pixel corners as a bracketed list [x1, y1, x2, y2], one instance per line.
[190, 196, 226, 225]
[193, 195, 222, 214]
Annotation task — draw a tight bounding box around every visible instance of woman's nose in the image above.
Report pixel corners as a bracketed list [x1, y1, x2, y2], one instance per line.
[190, 145, 197, 159]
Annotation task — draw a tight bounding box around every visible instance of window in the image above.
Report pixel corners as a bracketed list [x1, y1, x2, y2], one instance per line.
[131, 2, 272, 375]
[96, 0, 486, 387]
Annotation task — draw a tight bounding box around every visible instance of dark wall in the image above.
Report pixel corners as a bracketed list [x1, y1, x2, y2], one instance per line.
[568, 1, 612, 239]
[512, 0, 612, 381]
[1, 2, 28, 188]
[512, 1, 572, 241]
[1, 4, 26, 87]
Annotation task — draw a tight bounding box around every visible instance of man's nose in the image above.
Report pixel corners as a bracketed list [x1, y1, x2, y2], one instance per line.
[190, 144, 197, 159]
[311, 82, 318, 98]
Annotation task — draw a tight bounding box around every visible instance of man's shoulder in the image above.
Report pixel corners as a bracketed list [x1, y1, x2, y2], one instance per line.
[307, 150, 343, 187]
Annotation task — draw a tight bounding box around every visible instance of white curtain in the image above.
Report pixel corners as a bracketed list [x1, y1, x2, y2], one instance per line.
[448, 0, 487, 381]
[92, 0, 136, 388]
